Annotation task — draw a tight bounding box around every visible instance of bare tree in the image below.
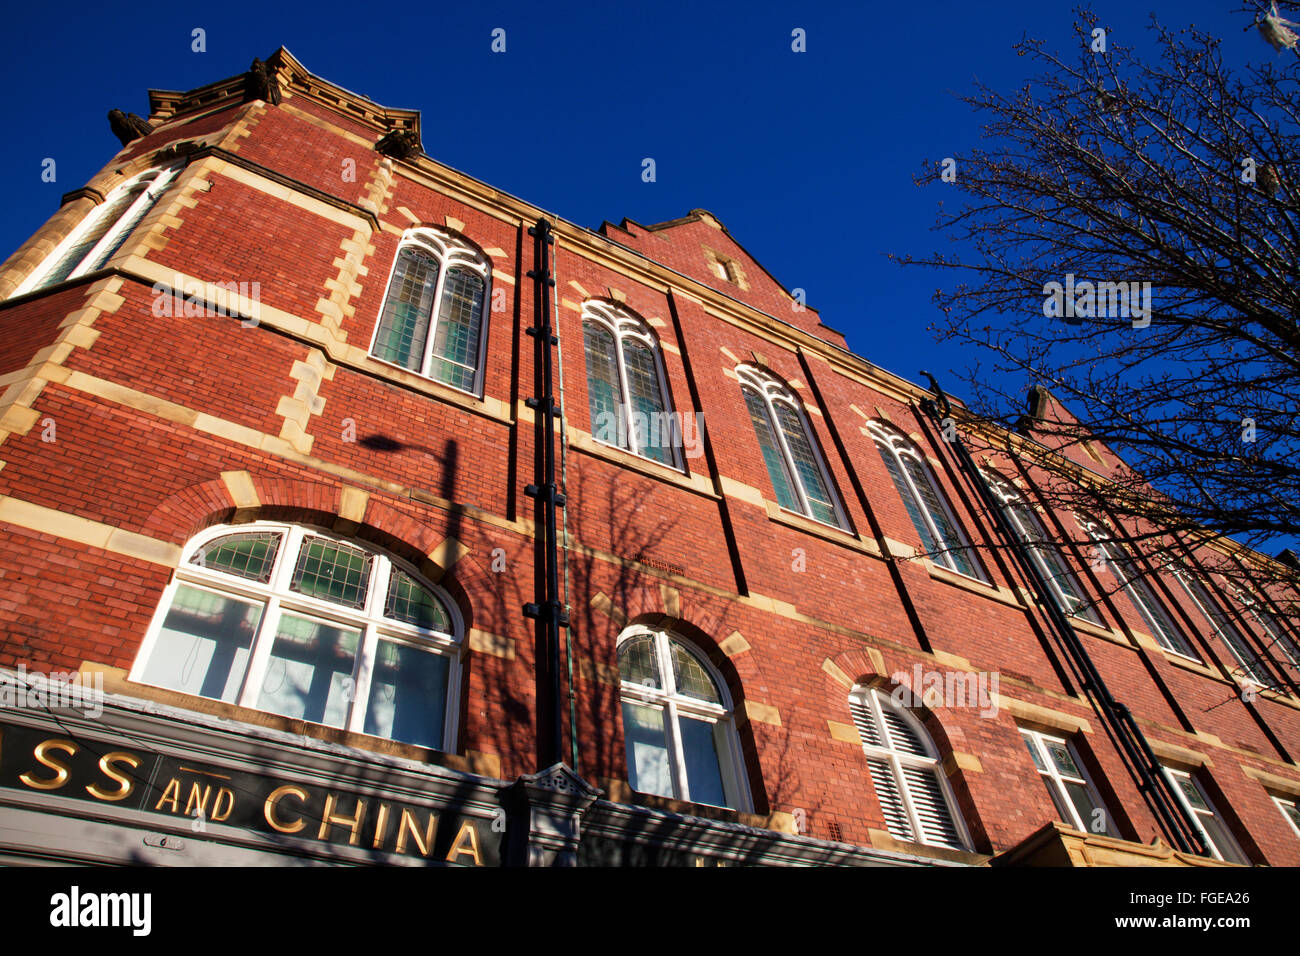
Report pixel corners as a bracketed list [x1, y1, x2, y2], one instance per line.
[895, 7, 1300, 622]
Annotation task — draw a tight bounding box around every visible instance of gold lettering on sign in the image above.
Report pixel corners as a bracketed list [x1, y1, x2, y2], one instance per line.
[264, 784, 309, 834]
[318, 793, 366, 846]
[86, 751, 141, 801]
[445, 820, 483, 866]
[395, 807, 438, 857]
[155, 778, 182, 813]
[19, 739, 78, 791]
[372, 803, 392, 850]
[212, 787, 235, 823]
[183, 782, 213, 818]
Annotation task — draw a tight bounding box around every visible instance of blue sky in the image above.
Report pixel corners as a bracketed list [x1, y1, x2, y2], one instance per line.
[0, 0, 1289, 547]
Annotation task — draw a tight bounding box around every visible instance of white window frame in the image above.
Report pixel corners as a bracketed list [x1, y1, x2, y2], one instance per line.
[130, 521, 463, 752]
[870, 422, 985, 581]
[1173, 569, 1272, 686]
[1079, 519, 1200, 660]
[13, 166, 181, 297]
[1162, 765, 1249, 864]
[617, 626, 751, 812]
[982, 470, 1100, 624]
[849, 686, 973, 851]
[367, 227, 492, 396]
[581, 300, 683, 470]
[1019, 727, 1112, 835]
[1273, 794, 1300, 840]
[737, 364, 848, 530]
[1233, 585, 1300, 671]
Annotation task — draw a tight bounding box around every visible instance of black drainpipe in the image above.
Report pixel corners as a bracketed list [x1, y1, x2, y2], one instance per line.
[525, 217, 568, 769]
[918, 372, 1207, 857]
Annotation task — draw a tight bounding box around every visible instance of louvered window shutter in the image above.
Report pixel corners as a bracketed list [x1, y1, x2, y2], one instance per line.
[850, 690, 966, 850]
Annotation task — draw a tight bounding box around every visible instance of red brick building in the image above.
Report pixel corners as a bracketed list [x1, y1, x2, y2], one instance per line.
[0, 48, 1298, 866]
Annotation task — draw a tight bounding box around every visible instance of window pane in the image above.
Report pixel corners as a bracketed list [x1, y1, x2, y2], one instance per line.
[902, 455, 978, 578]
[374, 247, 438, 371]
[1065, 780, 1108, 834]
[584, 322, 626, 450]
[618, 634, 661, 689]
[774, 403, 840, 526]
[384, 567, 450, 631]
[1047, 740, 1082, 778]
[1109, 547, 1198, 657]
[85, 178, 166, 271]
[1175, 774, 1209, 811]
[678, 715, 728, 808]
[429, 267, 484, 391]
[1022, 732, 1047, 770]
[39, 185, 144, 286]
[622, 701, 673, 799]
[141, 584, 261, 702]
[364, 639, 448, 750]
[1182, 575, 1270, 684]
[623, 339, 673, 464]
[256, 613, 359, 728]
[744, 388, 799, 512]
[1198, 813, 1247, 864]
[190, 531, 282, 583]
[670, 641, 720, 703]
[290, 536, 372, 609]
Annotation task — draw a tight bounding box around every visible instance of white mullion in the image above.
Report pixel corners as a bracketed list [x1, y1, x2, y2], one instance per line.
[767, 395, 813, 516]
[238, 594, 282, 709]
[237, 525, 299, 708]
[348, 557, 388, 734]
[421, 251, 449, 378]
[612, 328, 638, 455]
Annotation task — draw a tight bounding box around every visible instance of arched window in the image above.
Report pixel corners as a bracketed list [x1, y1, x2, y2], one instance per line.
[869, 422, 983, 579]
[15, 166, 180, 295]
[849, 686, 971, 850]
[982, 470, 1101, 624]
[130, 522, 461, 752]
[1173, 568, 1272, 685]
[370, 228, 490, 393]
[1079, 518, 1198, 659]
[738, 365, 846, 528]
[582, 301, 680, 468]
[617, 627, 750, 810]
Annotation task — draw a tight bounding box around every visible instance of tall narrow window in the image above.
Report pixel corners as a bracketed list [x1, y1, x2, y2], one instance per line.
[849, 686, 971, 850]
[1081, 520, 1199, 659]
[15, 166, 180, 295]
[1233, 585, 1300, 670]
[982, 471, 1100, 624]
[870, 423, 983, 579]
[1273, 795, 1300, 840]
[617, 627, 749, 811]
[370, 229, 490, 394]
[1020, 727, 1113, 835]
[738, 365, 846, 528]
[1163, 766, 1250, 864]
[131, 523, 462, 752]
[581, 301, 681, 468]
[1174, 570, 1272, 685]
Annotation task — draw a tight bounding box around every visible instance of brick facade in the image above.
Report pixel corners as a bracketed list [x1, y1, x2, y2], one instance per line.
[1, 48, 1297, 867]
